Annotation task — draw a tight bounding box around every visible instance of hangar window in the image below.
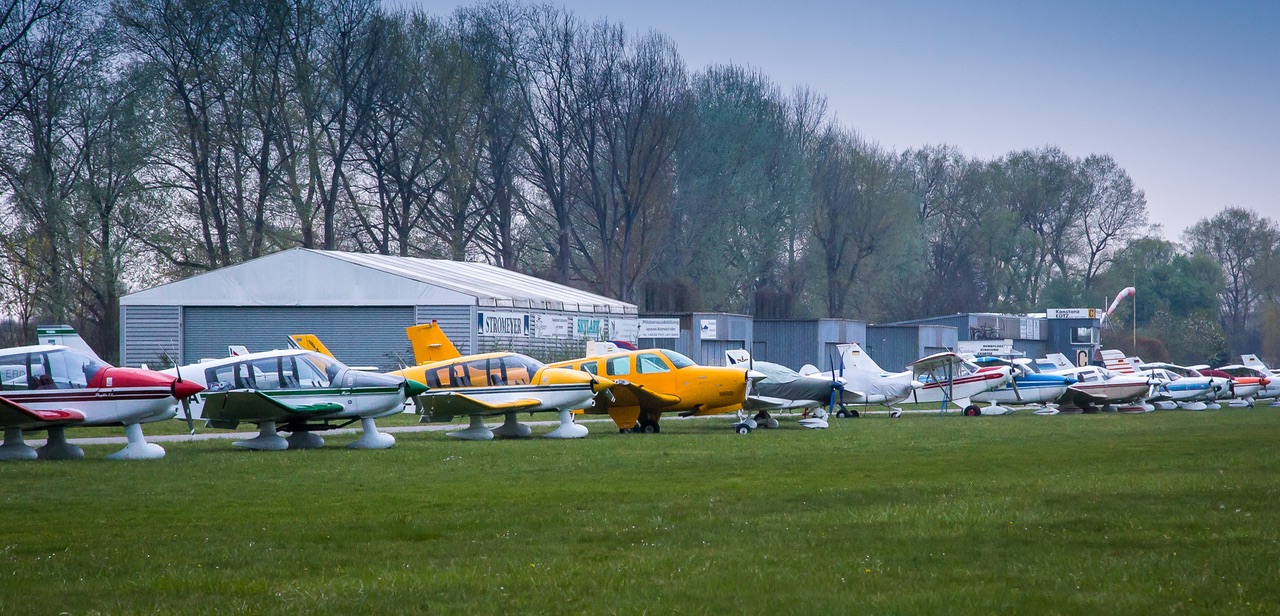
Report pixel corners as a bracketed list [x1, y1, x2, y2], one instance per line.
[606, 356, 630, 376]
[637, 353, 671, 374]
[1070, 327, 1096, 344]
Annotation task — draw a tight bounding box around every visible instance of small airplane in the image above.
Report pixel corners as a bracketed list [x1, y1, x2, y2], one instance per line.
[725, 349, 841, 429]
[1037, 353, 1150, 413]
[1128, 359, 1225, 411]
[969, 356, 1077, 415]
[164, 348, 426, 450]
[1220, 356, 1279, 405]
[1197, 366, 1270, 407]
[0, 325, 204, 461]
[296, 322, 613, 440]
[905, 352, 1014, 416]
[545, 341, 763, 434]
[797, 343, 922, 416]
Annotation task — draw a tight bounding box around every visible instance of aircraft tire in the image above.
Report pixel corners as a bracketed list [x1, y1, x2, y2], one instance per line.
[640, 421, 660, 434]
[963, 405, 981, 417]
[836, 409, 849, 419]
[735, 425, 751, 435]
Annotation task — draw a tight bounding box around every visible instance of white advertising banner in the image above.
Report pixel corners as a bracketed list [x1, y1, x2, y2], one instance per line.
[530, 314, 571, 338]
[574, 316, 604, 339]
[699, 318, 718, 340]
[609, 318, 640, 343]
[639, 318, 681, 339]
[1047, 308, 1097, 319]
[477, 311, 530, 336]
[958, 340, 1014, 356]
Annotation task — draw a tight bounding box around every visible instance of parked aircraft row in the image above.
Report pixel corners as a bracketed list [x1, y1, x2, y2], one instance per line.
[0, 324, 1274, 461]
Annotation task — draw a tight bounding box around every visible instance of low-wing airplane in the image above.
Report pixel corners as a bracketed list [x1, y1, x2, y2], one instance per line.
[906, 352, 1014, 416]
[0, 325, 204, 461]
[295, 322, 612, 440]
[797, 343, 921, 416]
[969, 356, 1076, 415]
[725, 349, 840, 429]
[1038, 353, 1150, 413]
[164, 349, 425, 450]
[1220, 356, 1279, 405]
[545, 342, 761, 434]
[1127, 359, 1225, 411]
[1197, 366, 1270, 407]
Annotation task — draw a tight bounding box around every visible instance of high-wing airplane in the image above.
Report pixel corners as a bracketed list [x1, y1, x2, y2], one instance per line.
[164, 349, 425, 450]
[905, 352, 1014, 416]
[545, 343, 761, 434]
[797, 343, 921, 416]
[0, 326, 204, 461]
[969, 356, 1076, 415]
[1037, 354, 1150, 413]
[294, 322, 612, 440]
[725, 349, 840, 429]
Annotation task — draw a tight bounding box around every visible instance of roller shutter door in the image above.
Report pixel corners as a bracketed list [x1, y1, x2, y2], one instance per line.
[183, 306, 415, 371]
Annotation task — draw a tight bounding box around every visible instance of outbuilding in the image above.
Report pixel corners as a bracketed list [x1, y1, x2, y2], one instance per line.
[119, 249, 638, 370]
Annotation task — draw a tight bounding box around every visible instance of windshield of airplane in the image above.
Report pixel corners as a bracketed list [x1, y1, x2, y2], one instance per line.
[204, 352, 348, 392]
[0, 350, 106, 390]
[660, 350, 696, 369]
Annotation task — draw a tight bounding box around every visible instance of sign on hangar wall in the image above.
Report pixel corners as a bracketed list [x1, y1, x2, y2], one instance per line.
[1047, 308, 1098, 319]
[477, 310, 639, 342]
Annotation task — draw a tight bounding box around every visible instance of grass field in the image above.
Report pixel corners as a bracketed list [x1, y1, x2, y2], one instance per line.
[2, 410, 1278, 614]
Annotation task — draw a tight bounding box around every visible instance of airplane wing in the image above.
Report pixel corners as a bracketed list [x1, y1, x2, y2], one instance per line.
[744, 394, 792, 410]
[908, 352, 966, 377]
[416, 392, 541, 420]
[202, 390, 346, 423]
[608, 382, 681, 409]
[0, 396, 86, 429]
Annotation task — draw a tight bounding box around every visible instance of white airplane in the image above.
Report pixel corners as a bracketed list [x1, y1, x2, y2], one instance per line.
[163, 348, 426, 450]
[905, 352, 1014, 416]
[969, 356, 1076, 415]
[0, 326, 204, 461]
[1221, 355, 1280, 405]
[1100, 350, 1221, 410]
[1037, 353, 1150, 413]
[798, 343, 922, 417]
[726, 349, 841, 429]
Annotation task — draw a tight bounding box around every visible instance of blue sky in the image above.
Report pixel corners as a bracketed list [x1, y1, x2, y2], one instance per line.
[406, 1, 1279, 238]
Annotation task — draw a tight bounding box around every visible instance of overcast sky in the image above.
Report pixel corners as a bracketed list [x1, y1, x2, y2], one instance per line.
[406, 1, 1279, 239]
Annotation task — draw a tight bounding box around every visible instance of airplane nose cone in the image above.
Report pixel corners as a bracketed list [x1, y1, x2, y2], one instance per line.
[403, 378, 429, 397]
[172, 379, 205, 400]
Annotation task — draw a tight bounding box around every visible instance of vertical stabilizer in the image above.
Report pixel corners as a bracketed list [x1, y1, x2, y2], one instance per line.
[36, 325, 104, 363]
[1099, 349, 1133, 374]
[289, 334, 334, 358]
[838, 343, 884, 373]
[1241, 354, 1269, 370]
[406, 321, 462, 365]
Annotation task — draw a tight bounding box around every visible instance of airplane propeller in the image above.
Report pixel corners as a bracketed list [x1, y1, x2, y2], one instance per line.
[174, 362, 195, 435]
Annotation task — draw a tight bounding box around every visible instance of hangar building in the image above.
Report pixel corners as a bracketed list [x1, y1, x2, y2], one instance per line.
[119, 249, 639, 370]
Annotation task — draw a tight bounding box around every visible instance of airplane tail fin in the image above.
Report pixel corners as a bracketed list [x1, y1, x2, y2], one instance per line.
[838, 343, 883, 373]
[1099, 349, 1133, 374]
[36, 325, 104, 363]
[1042, 353, 1074, 370]
[407, 321, 462, 365]
[725, 349, 751, 366]
[289, 334, 335, 358]
[1242, 354, 1269, 370]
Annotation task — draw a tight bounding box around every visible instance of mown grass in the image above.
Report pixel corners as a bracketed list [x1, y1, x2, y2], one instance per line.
[2, 411, 1278, 614]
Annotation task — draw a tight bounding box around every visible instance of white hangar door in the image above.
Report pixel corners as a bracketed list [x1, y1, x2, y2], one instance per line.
[182, 306, 416, 371]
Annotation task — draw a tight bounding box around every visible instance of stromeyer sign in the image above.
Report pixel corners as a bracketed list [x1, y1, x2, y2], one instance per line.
[477, 311, 529, 336]
[1047, 308, 1097, 319]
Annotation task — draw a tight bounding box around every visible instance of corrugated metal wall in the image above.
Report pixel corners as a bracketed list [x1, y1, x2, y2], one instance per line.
[120, 305, 182, 368]
[415, 305, 474, 355]
[183, 306, 415, 370]
[755, 319, 867, 369]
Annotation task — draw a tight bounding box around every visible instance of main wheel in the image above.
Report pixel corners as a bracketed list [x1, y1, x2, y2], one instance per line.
[735, 424, 752, 435]
[836, 409, 849, 419]
[640, 420, 660, 434]
[963, 405, 981, 417]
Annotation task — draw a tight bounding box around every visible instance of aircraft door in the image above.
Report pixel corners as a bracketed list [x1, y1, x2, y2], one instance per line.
[634, 352, 676, 391]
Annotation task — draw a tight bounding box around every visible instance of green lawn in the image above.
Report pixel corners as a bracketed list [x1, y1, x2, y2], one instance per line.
[2, 411, 1278, 614]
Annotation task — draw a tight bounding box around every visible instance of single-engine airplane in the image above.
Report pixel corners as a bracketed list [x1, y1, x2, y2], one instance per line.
[164, 349, 425, 450]
[969, 356, 1076, 415]
[906, 352, 1014, 416]
[1219, 356, 1279, 405]
[725, 349, 841, 429]
[797, 343, 921, 416]
[294, 322, 612, 440]
[0, 325, 204, 461]
[1037, 354, 1150, 413]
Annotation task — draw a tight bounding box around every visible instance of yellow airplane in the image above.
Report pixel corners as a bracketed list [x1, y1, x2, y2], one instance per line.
[544, 344, 761, 434]
[290, 324, 613, 440]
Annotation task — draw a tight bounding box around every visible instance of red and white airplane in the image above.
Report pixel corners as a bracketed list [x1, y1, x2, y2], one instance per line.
[0, 326, 204, 461]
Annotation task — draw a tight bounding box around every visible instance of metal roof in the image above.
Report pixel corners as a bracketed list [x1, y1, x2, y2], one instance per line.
[122, 248, 637, 314]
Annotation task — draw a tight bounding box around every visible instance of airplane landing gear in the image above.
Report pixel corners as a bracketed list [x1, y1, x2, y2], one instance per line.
[348, 417, 396, 449]
[835, 408, 859, 418]
[0, 427, 37, 461]
[735, 424, 752, 435]
[234, 420, 289, 450]
[544, 409, 588, 439]
[448, 415, 495, 440]
[37, 427, 85, 460]
[753, 411, 779, 429]
[962, 405, 982, 417]
[286, 430, 325, 450]
[637, 417, 660, 433]
[105, 423, 166, 460]
[491, 412, 532, 438]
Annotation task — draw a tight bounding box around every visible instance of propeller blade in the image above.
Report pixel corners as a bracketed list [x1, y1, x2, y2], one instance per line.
[181, 398, 195, 435]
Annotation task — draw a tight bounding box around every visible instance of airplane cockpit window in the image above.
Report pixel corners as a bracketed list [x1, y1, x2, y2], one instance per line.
[0, 353, 30, 391]
[304, 352, 345, 383]
[47, 349, 102, 389]
[637, 353, 671, 374]
[26, 353, 55, 389]
[579, 361, 598, 375]
[606, 356, 631, 376]
[293, 355, 332, 388]
[660, 350, 696, 369]
[495, 354, 543, 385]
[249, 358, 282, 389]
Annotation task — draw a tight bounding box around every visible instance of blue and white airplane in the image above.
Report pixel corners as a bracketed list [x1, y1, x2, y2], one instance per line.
[969, 357, 1077, 415]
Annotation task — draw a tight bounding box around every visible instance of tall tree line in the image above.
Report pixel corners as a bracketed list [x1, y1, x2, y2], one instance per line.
[1, 0, 1275, 365]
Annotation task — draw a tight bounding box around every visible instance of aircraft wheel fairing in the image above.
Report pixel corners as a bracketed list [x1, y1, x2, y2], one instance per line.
[234, 421, 289, 450]
[348, 418, 396, 449]
[448, 415, 495, 440]
[544, 409, 588, 439]
[36, 428, 84, 460]
[0, 428, 37, 461]
[764, 418, 780, 429]
[491, 412, 533, 438]
[286, 431, 325, 450]
[105, 423, 166, 460]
